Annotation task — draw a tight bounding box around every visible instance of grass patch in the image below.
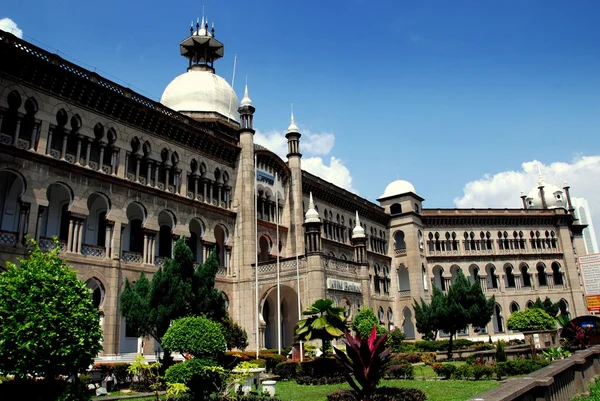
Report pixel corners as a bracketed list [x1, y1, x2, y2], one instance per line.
[276, 378, 498, 401]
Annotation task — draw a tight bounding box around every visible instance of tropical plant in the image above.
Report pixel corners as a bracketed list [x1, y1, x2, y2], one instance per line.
[563, 322, 592, 350]
[0, 239, 103, 379]
[333, 327, 396, 401]
[529, 297, 560, 317]
[542, 347, 570, 361]
[415, 271, 495, 358]
[556, 314, 571, 328]
[507, 308, 556, 332]
[128, 355, 162, 401]
[386, 328, 406, 352]
[120, 238, 227, 365]
[296, 299, 348, 354]
[352, 307, 387, 340]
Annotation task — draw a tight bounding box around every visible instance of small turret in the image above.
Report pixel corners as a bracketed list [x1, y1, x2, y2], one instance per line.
[238, 83, 255, 130]
[351, 211, 368, 264]
[285, 110, 301, 158]
[303, 192, 322, 254]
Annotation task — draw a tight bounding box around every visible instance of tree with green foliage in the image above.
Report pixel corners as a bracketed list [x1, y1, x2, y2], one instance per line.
[120, 238, 226, 365]
[386, 328, 406, 353]
[415, 271, 495, 359]
[0, 239, 103, 380]
[352, 307, 387, 340]
[529, 297, 560, 317]
[220, 315, 249, 350]
[296, 299, 348, 354]
[507, 308, 556, 332]
[413, 298, 437, 340]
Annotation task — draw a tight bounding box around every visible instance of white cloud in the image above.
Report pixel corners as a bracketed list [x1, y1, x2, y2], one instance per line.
[254, 128, 357, 193]
[454, 155, 600, 247]
[303, 156, 359, 194]
[0, 18, 23, 39]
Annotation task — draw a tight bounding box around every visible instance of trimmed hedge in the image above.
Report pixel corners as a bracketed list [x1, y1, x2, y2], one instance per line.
[414, 339, 493, 352]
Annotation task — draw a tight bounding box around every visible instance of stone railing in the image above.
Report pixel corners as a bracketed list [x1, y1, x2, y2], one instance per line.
[394, 249, 407, 257]
[81, 244, 106, 258]
[217, 267, 226, 276]
[39, 237, 67, 252]
[468, 346, 600, 401]
[121, 250, 143, 264]
[0, 229, 17, 246]
[322, 256, 360, 273]
[254, 257, 306, 275]
[154, 256, 165, 267]
[398, 289, 411, 297]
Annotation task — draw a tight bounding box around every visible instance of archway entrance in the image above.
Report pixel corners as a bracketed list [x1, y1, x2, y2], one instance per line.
[261, 285, 299, 350]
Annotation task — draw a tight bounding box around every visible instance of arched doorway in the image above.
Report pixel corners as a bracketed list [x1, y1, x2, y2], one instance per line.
[258, 234, 272, 262]
[402, 307, 416, 339]
[0, 170, 26, 245]
[261, 285, 299, 350]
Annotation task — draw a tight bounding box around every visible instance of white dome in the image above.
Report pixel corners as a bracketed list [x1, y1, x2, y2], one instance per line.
[380, 179, 416, 198]
[160, 69, 239, 122]
[525, 183, 567, 209]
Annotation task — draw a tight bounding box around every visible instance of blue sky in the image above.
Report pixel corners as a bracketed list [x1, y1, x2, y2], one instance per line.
[2, 0, 600, 238]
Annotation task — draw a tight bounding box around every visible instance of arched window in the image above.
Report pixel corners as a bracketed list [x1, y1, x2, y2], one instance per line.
[383, 266, 390, 294]
[510, 302, 520, 314]
[486, 264, 498, 289]
[258, 234, 272, 262]
[493, 304, 504, 333]
[0, 170, 26, 239]
[398, 264, 410, 293]
[378, 307, 384, 324]
[433, 265, 444, 291]
[521, 264, 532, 287]
[394, 230, 406, 250]
[537, 263, 548, 286]
[157, 211, 176, 258]
[43, 182, 73, 243]
[374, 264, 381, 294]
[559, 299, 570, 318]
[124, 202, 146, 255]
[422, 264, 428, 291]
[187, 218, 205, 263]
[402, 307, 416, 339]
[390, 203, 402, 215]
[214, 225, 228, 267]
[552, 262, 564, 286]
[387, 308, 394, 331]
[526, 300, 534, 309]
[469, 264, 480, 284]
[505, 264, 515, 288]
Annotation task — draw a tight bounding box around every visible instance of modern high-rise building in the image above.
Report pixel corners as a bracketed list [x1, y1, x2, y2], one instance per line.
[571, 197, 599, 255]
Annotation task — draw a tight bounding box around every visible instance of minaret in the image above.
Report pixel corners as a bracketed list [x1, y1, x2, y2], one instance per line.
[303, 192, 325, 305]
[286, 110, 304, 255]
[303, 193, 322, 254]
[563, 180, 575, 215]
[351, 211, 367, 264]
[237, 84, 256, 276]
[537, 162, 548, 209]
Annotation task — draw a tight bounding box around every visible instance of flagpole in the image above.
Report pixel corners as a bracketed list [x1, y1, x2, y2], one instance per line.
[295, 200, 303, 362]
[276, 172, 281, 355]
[254, 155, 260, 359]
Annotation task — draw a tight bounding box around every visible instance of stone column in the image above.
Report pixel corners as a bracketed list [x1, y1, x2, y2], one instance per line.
[202, 178, 207, 201]
[547, 273, 554, 289]
[143, 232, 149, 264]
[207, 180, 213, 204]
[177, 169, 186, 196]
[16, 201, 31, 247]
[165, 165, 171, 191]
[154, 163, 160, 188]
[29, 122, 38, 151]
[146, 160, 152, 186]
[111, 221, 122, 260]
[35, 205, 46, 241]
[105, 221, 113, 259]
[67, 216, 75, 252]
[111, 147, 118, 176]
[98, 143, 106, 172]
[135, 155, 141, 182]
[479, 275, 488, 292]
[60, 131, 68, 160]
[74, 135, 83, 165]
[117, 150, 127, 179]
[39, 121, 51, 155]
[77, 219, 84, 253]
[514, 274, 522, 291]
[193, 175, 199, 199]
[216, 184, 222, 206]
[150, 235, 156, 265]
[12, 116, 21, 146]
[85, 141, 92, 167]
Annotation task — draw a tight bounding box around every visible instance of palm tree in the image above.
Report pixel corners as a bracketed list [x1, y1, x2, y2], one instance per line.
[296, 299, 348, 355]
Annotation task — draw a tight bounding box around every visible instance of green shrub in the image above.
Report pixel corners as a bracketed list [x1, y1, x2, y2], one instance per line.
[432, 363, 456, 379]
[162, 316, 226, 358]
[274, 361, 299, 380]
[352, 307, 387, 339]
[257, 352, 287, 372]
[471, 363, 494, 380]
[388, 359, 414, 379]
[112, 363, 132, 387]
[414, 339, 479, 352]
[164, 358, 224, 399]
[386, 328, 406, 353]
[297, 358, 343, 379]
[326, 387, 427, 401]
[507, 308, 556, 332]
[453, 364, 473, 380]
[495, 358, 550, 377]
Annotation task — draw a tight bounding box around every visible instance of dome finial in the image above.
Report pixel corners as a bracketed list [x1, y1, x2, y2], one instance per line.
[304, 192, 320, 223]
[537, 161, 544, 186]
[288, 104, 299, 133]
[352, 211, 366, 239]
[241, 77, 252, 107]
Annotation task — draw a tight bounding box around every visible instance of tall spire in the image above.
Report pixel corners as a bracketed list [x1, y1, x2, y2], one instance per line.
[352, 211, 366, 239]
[537, 161, 544, 186]
[288, 107, 299, 133]
[241, 80, 252, 107]
[304, 192, 320, 223]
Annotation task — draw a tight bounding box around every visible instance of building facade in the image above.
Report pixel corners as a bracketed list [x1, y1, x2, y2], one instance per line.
[0, 24, 590, 357]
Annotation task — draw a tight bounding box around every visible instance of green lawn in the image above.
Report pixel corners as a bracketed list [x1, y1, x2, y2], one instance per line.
[276, 379, 498, 401]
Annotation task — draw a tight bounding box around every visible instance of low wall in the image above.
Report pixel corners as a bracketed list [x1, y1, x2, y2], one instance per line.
[468, 345, 600, 401]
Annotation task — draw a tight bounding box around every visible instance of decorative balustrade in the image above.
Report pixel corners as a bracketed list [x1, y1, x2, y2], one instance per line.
[88, 161, 99, 170]
[126, 173, 135, 181]
[154, 256, 165, 267]
[65, 153, 76, 164]
[0, 133, 11, 145]
[39, 237, 66, 252]
[121, 250, 142, 264]
[322, 256, 359, 273]
[217, 267, 226, 275]
[255, 258, 306, 274]
[81, 244, 106, 258]
[398, 290, 411, 297]
[101, 165, 112, 174]
[16, 139, 29, 150]
[394, 249, 407, 257]
[50, 149, 60, 159]
[0, 230, 17, 245]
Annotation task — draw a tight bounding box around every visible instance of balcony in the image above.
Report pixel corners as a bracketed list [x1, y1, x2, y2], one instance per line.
[121, 250, 142, 264]
[0, 229, 17, 246]
[81, 244, 106, 258]
[39, 237, 66, 252]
